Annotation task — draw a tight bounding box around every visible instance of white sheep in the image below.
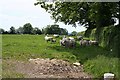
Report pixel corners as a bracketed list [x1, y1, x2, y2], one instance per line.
[60, 37, 76, 48]
[68, 37, 74, 40]
[44, 36, 53, 42]
[89, 40, 98, 46]
[51, 39, 56, 43]
[53, 34, 59, 38]
[80, 39, 89, 46]
[77, 36, 83, 40]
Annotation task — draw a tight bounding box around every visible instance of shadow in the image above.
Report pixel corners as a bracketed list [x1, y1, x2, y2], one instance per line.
[47, 42, 118, 64]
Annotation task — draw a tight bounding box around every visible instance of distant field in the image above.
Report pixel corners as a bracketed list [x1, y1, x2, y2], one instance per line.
[2, 34, 119, 78]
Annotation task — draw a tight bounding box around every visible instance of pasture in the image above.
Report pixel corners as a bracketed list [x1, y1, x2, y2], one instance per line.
[2, 34, 119, 78]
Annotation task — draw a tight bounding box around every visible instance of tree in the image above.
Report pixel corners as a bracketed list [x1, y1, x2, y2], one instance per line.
[35, 2, 118, 28]
[16, 27, 24, 34]
[0, 28, 5, 34]
[9, 26, 16, 34]
[50, 24, 61, 34]
[71, 31, 77, 36]
[23, 23, 33, 34]
[35, 2, 95, 28]
[88, 3, 119, 41]
[36, 28, 42, 34]
[43, 24, 68, 35]
[43, 24, 61, 34]
[3, 31, 8, 34]
[43, 25, 51, 34]
[32, 27, 42, 35]
[35, 2, 119, 40]
[77, 31, 85, 36]
[60, 28, 68, 35]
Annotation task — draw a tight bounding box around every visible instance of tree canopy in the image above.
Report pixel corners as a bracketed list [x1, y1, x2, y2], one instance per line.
[9, 26, 16, 34]
[32, 27, 42, 34]
[35, 2, 119, 29]
[0, 28, 5, 34]
[23, 23, 33, 34]
[35, 1, 119, 41]
[42, 24, 68, 35]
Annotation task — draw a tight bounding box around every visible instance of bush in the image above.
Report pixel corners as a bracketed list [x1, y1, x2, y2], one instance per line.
[85, 25, 120, 57]
[77, 31, 85, 36]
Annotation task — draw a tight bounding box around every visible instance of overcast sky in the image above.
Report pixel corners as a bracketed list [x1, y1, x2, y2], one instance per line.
[0, 0, 87, 33]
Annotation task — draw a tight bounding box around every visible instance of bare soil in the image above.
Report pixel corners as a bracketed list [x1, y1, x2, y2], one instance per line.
[6, 58, 92, 78]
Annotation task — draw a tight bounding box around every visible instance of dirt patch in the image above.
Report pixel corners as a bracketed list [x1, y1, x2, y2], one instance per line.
[8, 58, 92, 78]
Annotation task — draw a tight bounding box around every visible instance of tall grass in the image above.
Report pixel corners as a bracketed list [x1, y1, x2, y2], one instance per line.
[84, 55, 119, 79]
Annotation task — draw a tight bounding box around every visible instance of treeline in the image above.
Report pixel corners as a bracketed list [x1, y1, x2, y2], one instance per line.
[0, 23, 68, 35]
[42, 24, 68, 35]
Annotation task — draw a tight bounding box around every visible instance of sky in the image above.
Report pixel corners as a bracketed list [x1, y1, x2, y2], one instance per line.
[0, 0, 86, 33]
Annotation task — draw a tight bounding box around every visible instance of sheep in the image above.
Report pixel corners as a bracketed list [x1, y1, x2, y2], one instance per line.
[64, 39, 72, 48]
[51, 39, 56, 43]
[44, 36, 53, 42]
[63, 35, 66, 38]
[60, 37, 76, 48]
[69, 39, 76, 48]
[77, 36, 83, 40]
[79, 39, 89, 46]
[89, 40, 98, 46]
[60, 38, 68, 47]
[60, 39, 66, 46]
[68, 37, 75, 40]
[79, 39, 98, 46]
[53, 34, 59, 38]
[60, 40, 63, 46]
[68, 37, 76, 48]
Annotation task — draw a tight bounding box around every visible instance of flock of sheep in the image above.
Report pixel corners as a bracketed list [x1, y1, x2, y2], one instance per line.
[44, 34, 57, 43]
[44, 34, 98, 48]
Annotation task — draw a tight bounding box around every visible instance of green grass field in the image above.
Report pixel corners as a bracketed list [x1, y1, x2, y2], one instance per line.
[2, 34, 120, 78]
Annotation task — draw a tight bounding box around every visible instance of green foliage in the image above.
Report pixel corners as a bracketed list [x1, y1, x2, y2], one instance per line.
[1, 23, 43, 35]
[77, 31, 85, 36]
[23, 23, 33, 34]
[60, 28, 68, 35]
[90, 3, 116, 28]
[16, 27, 23, 34]
[9, 26, 16, 34]
[84, 55, 119, 78]
[71, 31, 77, 36]
[84, 29, 93, 38]
[35, 2, 92, 27]
[32, 27, 42, 35]
[43, 24, 68, 35]
[85, 25, 120, 56]
[0, 28, 5, 34]
[35, 2, 119, 31]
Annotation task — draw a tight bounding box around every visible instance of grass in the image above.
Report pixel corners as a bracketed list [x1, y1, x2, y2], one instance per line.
[2, 34, 119, 79]
[2, 35, 76, 62]
[2, 59, 25, 78]
[84, 55, 119, 78]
